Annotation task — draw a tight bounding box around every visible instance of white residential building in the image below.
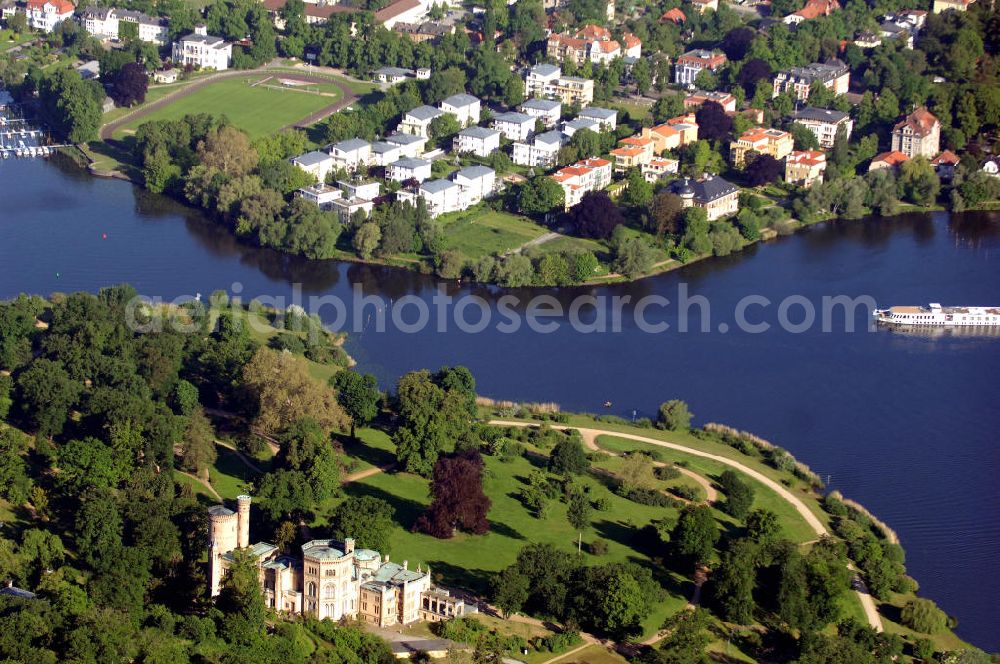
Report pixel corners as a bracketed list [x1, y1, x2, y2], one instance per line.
[525, 63, 562, 97]
[83, 8, 170, 45]
[789, 107, 853, 148]
[523, 63, 595, 107]
[26, 0, 74, 32]
[520, 98, 562, 128]
[339, 180, 382, 202]
[172, 26, 232, 71]
[331, 197, 375, 224]
[292, 151, 336, 184]
[297, 183, 343, 209]
[328, 138, 372, 173]
[439, 94, 481, 127]
[371, 141, 403, 166]
[512, 130, 566, 168]
[492, 112, 536, 142]
[398, 179, 464, 217]
[453, 126, 501, 157]
[561, 117, 601, 138]
[641, 157, 679, 182]
[387, 157, 432, 183]
[385, 133, 427, 159]
[373, 66, 415, 84]
[398, 105, 444, 138]
[673, 49, 727, 87]
[452, 165, 496, 205]
[578, 107, 617, 131]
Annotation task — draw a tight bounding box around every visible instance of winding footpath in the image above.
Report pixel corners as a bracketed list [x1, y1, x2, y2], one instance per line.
[489, 420, 884, 633]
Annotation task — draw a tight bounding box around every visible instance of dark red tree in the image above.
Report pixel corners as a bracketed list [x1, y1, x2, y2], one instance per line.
[721, 28, 755, 61]
[570, 191, 624, 239]
[736, 58, 772, 97]
[413, 450, 491, 538]
[744, 154, 783, 186]
[109, 62, 148, 108]
[695, 101, 734, 143]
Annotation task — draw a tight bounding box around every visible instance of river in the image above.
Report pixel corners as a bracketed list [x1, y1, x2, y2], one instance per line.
[1, 156, 999, 649]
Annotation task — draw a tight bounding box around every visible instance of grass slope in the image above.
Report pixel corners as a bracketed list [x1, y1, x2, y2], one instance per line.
[439, 210, 550, 260]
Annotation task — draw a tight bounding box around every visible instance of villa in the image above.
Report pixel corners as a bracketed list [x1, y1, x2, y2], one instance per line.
[172, 25, 232, 71]
[546, 24, 641, 65]
[891, 106, 940, 159]
[683, 90, 736, 113]
[869, 150, 910, 172]
[610, 136, 654, 173]
[79, 7, 169, 44]
[789, 107, 853, 148]
[25, 0, 74, 32]
[549, 157, 613, 210]
[208, 497, 471, 626]
[671, 175, 739, 220]
[772, 60, 849, 101]
[785, 150, 827, 187]
[730, 127, 794, 167]
[674, 50, 727, 87]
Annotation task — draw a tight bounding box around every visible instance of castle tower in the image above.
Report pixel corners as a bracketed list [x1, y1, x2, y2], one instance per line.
[207, 504, 239, 597]
[236, 495, 251, 549]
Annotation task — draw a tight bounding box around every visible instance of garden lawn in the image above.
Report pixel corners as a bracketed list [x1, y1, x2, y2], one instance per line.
[439, 210, 549, 259]
[209, 444, 260, 499]
[336, 446, 694, 637]
[100, 85, 176, 125]
[595, 435, 818, 545]
[113, 76, 338, 139]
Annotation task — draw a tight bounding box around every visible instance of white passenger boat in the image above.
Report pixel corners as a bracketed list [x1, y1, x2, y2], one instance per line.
[874, 303, 1000, 326]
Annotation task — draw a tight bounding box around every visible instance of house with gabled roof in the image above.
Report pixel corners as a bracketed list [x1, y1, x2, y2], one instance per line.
[891, 106, 940, 158]
[440, 94, 481, 127]
[398, 105, 444, 138]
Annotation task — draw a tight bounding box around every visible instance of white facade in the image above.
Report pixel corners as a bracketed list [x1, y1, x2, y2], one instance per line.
[512, 130, 565, 168]
[385, 133, 428, 159]
[492, 112, 535, 142]
[370, 141, 403, 166]
[578, 107, 617, 131]
[561, 117, 601, 138]
[439, 94, 481, 127]
[387, 157, 432, 183]
[292, 151, 337, 184]
[26, 0, 74, 32]
[452, 165, 496, 206]
[398, 105, 443, 138]
[172, 26, 232, 71]
[398, 179, 464, 217]
[328, 138, 372, 173]
[453, 126, 501, 157]
[298, 183, 344, 209]
[520, 98, 562, 128]
[525, 63, 562, 97]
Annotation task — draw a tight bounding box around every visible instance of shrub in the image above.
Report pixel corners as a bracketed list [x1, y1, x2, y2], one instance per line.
[654, 464, 681, 481]
[305, 345, 348, 366]
[670, 485, 699, 502]
[270, 333, 307, 354]
[588, 540, 608, 556]
[656, 400, 692, 430]
[911, 638, 935, 662]
[623, 487, 675, 507]
[901, 598, 947, 634]
[593, 497, 612, 512]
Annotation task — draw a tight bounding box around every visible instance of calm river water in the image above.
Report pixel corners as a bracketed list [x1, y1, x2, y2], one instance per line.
[1, 157, 998, 649]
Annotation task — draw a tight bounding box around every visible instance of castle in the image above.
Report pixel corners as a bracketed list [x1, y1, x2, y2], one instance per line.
[207, 496, 472, 627]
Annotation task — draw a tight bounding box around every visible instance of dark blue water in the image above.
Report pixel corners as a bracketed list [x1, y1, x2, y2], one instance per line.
[2, 157, 999, 649]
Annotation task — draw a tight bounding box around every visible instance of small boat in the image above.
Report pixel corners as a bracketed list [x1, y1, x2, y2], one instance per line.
[874, 303, 1000, 327]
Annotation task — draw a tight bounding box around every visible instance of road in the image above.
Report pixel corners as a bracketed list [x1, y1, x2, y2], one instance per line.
[489, 420, 884, 633]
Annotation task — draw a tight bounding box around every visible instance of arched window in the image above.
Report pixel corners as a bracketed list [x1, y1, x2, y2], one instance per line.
[324, 583, 337, 599]
[307, 582, 317, 597]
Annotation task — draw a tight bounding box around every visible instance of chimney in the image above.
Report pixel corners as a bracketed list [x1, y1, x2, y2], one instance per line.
[194, 24, 207, 36]
[403, 560, 408, 570]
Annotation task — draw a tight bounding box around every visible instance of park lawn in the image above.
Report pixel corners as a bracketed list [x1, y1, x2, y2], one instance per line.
[878, 591, 970, 653]
[113, 76, 337, 139]
[242, 308, 347, 383]
[608, 99, 653, 121]
[595, 436, 818, 545]
[0, 30, 34, 52]
[209, 444, 259, 500]
[174, 471, 218, 504]
[338, 427, 397, 475]
[505, 413, 833, 531]
[336, 447, 692, 638]
[560, 644, 629, 664]
[439, 210, 550, 259]
[532, 234, 607, 258]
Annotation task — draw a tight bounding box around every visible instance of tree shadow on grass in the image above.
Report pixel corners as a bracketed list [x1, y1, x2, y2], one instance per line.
[485, 520, 526, 541]
[342, 478, 427, 530]
[878, 601, 903, 626]
[426, 559, 495, 596]
[338, 433, 396, 470]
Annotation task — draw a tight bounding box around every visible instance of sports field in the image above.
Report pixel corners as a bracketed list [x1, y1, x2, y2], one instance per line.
[113, 75, 341, 139]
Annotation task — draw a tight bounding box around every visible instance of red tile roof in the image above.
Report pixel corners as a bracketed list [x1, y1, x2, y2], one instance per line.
[791, 0, 839, 20]
[931, 149, 960, 165]
[660, 8, 687, 23]
[894, 106, 939, 137]
[27, 0, 74, 12]
[872, 150, 910, 167]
